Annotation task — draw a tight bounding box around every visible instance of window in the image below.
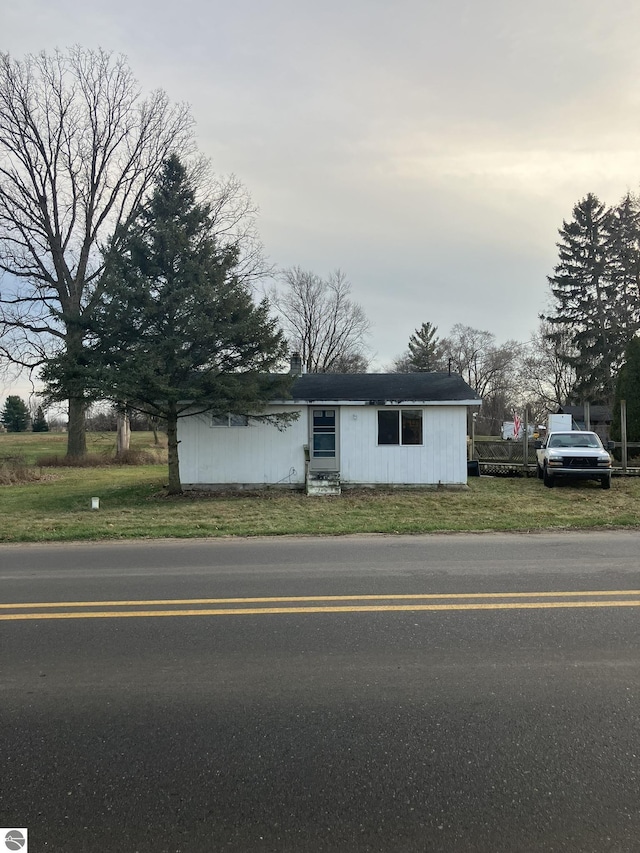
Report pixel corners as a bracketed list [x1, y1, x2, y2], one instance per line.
[210, 413, 249, 427]
[377, 409, 422, 445]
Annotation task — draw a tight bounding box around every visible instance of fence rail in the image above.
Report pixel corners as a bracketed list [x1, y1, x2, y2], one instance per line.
[473, 441, 536, 464]
[472, 440, 640, 476]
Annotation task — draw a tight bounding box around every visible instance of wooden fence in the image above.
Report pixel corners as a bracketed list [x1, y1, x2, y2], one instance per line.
[473, 441, 537, 464]
[472, 440, 640, 476]
[470, 441, 536, 476]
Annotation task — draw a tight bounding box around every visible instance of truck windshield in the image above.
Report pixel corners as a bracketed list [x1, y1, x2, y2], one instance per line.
[548, 434, 601, 449]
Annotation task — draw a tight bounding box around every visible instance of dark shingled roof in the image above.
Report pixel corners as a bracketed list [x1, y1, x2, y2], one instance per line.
[288, 372, 480, 403]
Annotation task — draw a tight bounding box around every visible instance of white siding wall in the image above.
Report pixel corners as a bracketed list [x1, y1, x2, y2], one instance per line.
[179, 403, 469, 487]
[339, 405, 468, 485]
[178, 407, 308, 487]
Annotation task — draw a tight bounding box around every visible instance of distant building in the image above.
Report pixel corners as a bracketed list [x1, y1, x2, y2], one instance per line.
[556, 405, 612, 443]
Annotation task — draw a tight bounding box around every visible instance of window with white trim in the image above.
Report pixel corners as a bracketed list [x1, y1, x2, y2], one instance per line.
[377, 409, 423, 445]
[210, 413, 249, 427]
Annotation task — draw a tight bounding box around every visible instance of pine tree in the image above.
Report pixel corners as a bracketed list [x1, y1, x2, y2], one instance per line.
[44, 156, 291, 494]
[604, 193, 640, 348]
[407, 322, 445, 371]
[545, 194, 615, 404]
[1, 395, 30, 432]
[31, 406, 49, 432]
[612, 337, 640, 442]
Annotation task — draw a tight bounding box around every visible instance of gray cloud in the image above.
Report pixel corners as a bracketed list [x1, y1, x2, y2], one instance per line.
[4, 0, 640, 373]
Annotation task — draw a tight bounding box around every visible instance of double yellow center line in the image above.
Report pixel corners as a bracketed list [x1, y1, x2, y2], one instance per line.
[2, 590, 640, 621]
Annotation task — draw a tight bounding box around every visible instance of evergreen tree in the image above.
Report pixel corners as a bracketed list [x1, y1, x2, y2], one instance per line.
[1, 395, 30, 431]
[407, 322, 445, 371]
[31, 406, 49, 432]
[605, 193, 640, 347]
[612, 337, 640, 442]
[391, 322, 446, 373]
[43, 156, 291, 494]
[545, 194, 615, 404]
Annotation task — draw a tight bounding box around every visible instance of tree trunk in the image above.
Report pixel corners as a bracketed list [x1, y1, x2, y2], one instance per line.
[116, 407, 131, 457]
[166, 404, 182, 495]
[66, 398, 87, 458]
[65, 325, 88, 458]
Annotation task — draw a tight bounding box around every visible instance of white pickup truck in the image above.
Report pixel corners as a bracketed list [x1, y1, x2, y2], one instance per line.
[535, 431, 614, 489]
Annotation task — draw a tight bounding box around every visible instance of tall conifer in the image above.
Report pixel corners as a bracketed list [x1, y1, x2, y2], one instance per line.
[407, 322, 444, 371]
[605, 193, 640, 348]
[612, 337, 640, 442]
[44, 156, 291, 493]
[545, 194, 614, 403]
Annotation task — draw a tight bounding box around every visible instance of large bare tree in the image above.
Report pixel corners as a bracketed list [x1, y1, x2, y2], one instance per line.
[272, 267, 370, 373]
[0, 47, 193, 456]
[518, 319, 578, 413]
[440, 324, 523, 434]
[440, 324, 520, 399]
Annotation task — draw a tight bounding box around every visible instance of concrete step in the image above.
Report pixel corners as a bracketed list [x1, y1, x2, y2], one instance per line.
[306, 471, 341, 496]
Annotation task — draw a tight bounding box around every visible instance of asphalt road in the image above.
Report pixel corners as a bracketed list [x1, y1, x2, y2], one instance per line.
[2, 532, 640, 852]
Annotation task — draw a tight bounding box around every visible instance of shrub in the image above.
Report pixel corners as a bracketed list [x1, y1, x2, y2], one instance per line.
[36, 453, 107, 468]
[0, 455, 44, 485]
[36, 448, 166, 467]
[114, 448, 165, 465]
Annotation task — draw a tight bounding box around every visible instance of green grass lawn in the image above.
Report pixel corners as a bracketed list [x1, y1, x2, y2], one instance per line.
[0, 429, 162, 465]
[1, 430, 640, 542]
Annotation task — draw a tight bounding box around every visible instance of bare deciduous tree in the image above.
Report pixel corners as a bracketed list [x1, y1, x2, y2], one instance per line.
[272, 267, 370, 373]
[0, 47, 193, 456]
[440, 324, 520, 398]
[193, 165, 273, 288]
[440, 324, 523, 434]
[518, 319, 578, 414]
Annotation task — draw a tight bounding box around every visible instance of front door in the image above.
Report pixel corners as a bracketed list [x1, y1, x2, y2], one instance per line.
[309, 408, 340, 472]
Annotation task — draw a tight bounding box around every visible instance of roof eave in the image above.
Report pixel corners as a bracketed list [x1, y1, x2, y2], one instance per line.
[272, 398, 482, 406]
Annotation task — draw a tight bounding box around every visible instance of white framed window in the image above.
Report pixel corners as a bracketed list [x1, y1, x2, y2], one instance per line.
[377, 409, 423, 446]
[210, 413, 249, 427]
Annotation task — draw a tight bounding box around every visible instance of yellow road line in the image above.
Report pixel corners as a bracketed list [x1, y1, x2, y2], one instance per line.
[3, 590, 640, 609]
[4, 599, 640, 620]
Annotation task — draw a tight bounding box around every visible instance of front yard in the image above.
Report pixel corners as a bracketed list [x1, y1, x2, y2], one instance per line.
[1, 459, 639, 542]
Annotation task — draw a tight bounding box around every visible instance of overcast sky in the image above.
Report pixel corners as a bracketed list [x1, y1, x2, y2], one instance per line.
[4, 0, 640, 390]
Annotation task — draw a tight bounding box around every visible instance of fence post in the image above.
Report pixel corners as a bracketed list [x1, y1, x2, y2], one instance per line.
[471, 412, 476, 461]
[621, 399, 627, 474]
[523, 408, 529, 475]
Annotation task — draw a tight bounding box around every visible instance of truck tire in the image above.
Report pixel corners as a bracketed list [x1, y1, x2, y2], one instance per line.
[543, 465, 554, 488]
[601, 475, 611, 490]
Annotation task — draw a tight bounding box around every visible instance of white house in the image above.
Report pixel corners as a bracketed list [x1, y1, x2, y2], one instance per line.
[178, 372, 481, 493]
